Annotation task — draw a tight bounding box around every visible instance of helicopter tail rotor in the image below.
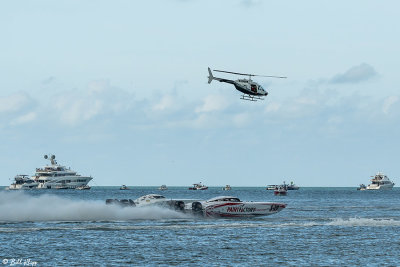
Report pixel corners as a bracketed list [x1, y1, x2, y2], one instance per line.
[207, 67, 214, 84]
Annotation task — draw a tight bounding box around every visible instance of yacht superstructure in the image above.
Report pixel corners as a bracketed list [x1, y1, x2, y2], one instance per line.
[34, 154, 93, 189]
[366, 172, 395, 190]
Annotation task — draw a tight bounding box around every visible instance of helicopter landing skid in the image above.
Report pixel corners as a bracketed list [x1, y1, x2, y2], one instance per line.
[240, 94, 264, 101]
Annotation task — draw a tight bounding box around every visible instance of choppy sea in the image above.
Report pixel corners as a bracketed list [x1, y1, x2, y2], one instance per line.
[0, 187, 399, 266]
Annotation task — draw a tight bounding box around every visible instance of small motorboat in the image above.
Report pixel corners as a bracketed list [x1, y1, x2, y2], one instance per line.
[357, 184, 366, 190]
[159, 185, 168, 190]
[286, 181, 300, 190]
[188, 182, 208, 190]
[274, 186, 287, 196]
[120, 185, 129, 190]
[76, 185, 91, 190]
[185, 196, 286, 217]
[222, 185, 232, 191]
[266, 185, 278, 190]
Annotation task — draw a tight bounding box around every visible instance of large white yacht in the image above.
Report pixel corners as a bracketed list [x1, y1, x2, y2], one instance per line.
[34, 154, 93, 189]
[365, 172, 395, 190]
[7, 175, 39, 190]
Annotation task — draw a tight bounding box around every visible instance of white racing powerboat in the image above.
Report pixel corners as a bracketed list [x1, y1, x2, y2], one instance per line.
[105, 194, 193, 211]
[105, 194, 286, 218]
[185, 196, 286, 218]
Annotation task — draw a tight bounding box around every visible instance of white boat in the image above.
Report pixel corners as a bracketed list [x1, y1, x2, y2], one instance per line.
[274, 186, 287, 196]
[365, 172, 395, 190]
[159, 185, 168, 190]
[7, 175, 39, 190]
[222, 185, 231, 191]
[106, 194, 191, 210]
[120, 185, 129, 190]
[188, 182, 208, 190]
[185, 196, 286, 218]
[34, 154, 93, 189]
[357, 184, 366, 191]
[286, 181, 299, 190]
[76, 185, 91, 190]
[266, 185, 278, 190]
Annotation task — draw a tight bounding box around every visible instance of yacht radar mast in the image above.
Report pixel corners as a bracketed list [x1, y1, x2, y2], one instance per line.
[44, 154, 57, 165]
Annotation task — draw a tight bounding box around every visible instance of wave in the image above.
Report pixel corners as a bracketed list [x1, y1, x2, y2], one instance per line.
[326, 217, 400, 227]
[0, 191, 190, 222]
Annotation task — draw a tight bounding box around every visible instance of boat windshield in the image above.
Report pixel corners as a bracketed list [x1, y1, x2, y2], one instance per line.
[209, 197, 241, 202]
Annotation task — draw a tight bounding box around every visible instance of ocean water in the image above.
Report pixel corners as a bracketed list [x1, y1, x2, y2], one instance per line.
[0, 187, 399, 266]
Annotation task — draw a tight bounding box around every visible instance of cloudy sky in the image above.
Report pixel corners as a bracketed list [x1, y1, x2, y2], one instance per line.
[1, 0, 399, 186]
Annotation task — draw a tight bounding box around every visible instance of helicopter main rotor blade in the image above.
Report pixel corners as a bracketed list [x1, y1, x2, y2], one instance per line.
[213, 69, 286, 79]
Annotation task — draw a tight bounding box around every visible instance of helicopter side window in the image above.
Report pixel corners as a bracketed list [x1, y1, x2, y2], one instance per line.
[251, 84, 257, 92]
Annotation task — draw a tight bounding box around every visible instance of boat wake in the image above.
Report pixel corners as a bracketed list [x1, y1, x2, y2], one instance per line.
[0, 191, 190, 222]
[326, 217, 400, 227]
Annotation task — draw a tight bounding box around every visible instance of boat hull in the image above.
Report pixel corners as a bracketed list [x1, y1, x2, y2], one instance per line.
[201, 202, 286, 217]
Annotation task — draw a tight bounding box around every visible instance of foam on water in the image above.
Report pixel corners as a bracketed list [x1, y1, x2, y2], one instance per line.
[0, 191, 190, 222]
[326, 217, 400, 227]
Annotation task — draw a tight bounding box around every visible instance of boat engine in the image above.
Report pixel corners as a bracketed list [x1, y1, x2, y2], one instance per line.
[174, 201, 185, 211]
[192, 202, 203, 214]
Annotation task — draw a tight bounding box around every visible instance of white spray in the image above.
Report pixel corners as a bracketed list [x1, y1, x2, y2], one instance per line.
[0, 191, 190, 222]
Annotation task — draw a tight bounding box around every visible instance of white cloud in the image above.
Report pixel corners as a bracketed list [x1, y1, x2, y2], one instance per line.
[195, 94, 229, 113]
[0, 92, 32, 114]
[50, 80, 134, 126]
[153, 95, 175, 111]
[11, 112, 37, 125]
[330, 63, 377, 84]
[265, 102, 281, 113]
[232, 113, 250, 127]
[382, 96, 399, 115]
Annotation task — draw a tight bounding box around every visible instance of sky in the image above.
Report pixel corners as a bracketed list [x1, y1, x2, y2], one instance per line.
[1, 0, 400, 186]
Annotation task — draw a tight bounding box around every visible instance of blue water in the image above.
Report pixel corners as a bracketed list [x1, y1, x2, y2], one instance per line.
[1, 187, 399, 266]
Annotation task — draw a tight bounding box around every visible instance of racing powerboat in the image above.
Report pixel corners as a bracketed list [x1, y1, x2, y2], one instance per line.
[106, 194, 190, 210]
[185, 196, 286, 217]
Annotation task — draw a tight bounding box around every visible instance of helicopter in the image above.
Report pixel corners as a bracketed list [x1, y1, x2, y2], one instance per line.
[207, 67, 286, 101]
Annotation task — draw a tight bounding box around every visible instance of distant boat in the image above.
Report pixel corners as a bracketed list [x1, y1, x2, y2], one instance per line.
[267, 181, 299, 191]
[274, 186, 287, 196]
[357, 184, 366, 191]
[266, 185, 277, 190]
[120, 185, 129, 190]
[188, 182, 208, 190]
[159, 185, 168, 190]
[222, 185, 231, 191]
[365, 172, 395, 190]
[7, 175, 39, 190]
[286, 181, 299, 190]
[76, 185, 91, 190]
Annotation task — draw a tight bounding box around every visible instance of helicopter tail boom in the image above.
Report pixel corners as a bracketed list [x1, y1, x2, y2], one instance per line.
[208, 67, 235, 85]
